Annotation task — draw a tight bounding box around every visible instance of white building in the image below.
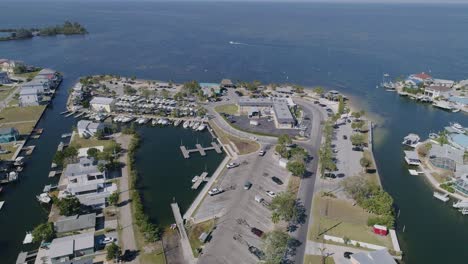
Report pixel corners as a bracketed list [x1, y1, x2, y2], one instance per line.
[19, 87, 42, 106]
[424, 85, 452, 99]
[432, 78, 455, 88]
[90, 97, 115, 113]
[77, 120, 105, 138]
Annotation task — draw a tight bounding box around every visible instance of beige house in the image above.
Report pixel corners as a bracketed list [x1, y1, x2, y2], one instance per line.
[90, 96, 115, 113]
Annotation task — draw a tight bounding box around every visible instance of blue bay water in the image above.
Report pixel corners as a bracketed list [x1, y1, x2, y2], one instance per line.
[1, 1, 468, 263]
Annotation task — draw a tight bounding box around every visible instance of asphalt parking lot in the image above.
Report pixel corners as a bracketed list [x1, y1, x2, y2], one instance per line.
[195, 147, 291, 264]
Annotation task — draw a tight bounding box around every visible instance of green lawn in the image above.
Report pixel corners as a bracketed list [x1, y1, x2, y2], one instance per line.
[0, 143, 20, 160]
[140, 251, 166, 264]
[69, 135, 116, 149]
[187, 219, 216, 257]
[309, 196, 393, 248]
[214, 104, 238, 115]
[0, 86, 16, 101]
[14, 70, 40, 80]
[304, 255, 335, 264]
[209, 121, 259, 155]
[0, 105, 46, 135]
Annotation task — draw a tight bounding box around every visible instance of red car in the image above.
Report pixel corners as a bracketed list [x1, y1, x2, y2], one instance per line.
[251, 227, 264, 237]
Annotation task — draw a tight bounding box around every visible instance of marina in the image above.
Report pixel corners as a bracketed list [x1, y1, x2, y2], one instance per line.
[191, 172, 209, 190]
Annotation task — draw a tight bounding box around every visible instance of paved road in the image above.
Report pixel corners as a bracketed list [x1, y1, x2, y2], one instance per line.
[305, 240, 370, 264]
[115, 134, 140, 264]
[290, 97, 327, 264]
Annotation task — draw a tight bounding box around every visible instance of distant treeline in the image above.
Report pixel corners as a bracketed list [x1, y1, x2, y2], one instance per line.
[0, 21, 87, 41]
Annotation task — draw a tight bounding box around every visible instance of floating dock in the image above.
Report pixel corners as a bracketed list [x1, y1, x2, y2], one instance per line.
[180, 142, 222, 158]
[434, 192, 450, 202]
[191, 172, 208, 190]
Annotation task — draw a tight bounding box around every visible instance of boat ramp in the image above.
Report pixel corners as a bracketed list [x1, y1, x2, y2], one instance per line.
[180, 142, 222, 158]
[191, 172, 209, 190]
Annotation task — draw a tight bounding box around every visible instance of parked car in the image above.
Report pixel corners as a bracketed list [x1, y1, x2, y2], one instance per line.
[271, 176, 283, 185]
[100, 237, 116, 245]
[208, 188, 224, 196]
[258, 150, 266, 156]
[347, 119, 352, 123]
[226, 162, 239, 169]
[352, 146, 364, 152]
[337, 173, 345, 178]
[314, 100, 320, 104]
[332, 149, 338, 154]
[266, 190, 276, 198]
[324, 173, 336, 179]
[343, 135, 347, 140]
[344, 252, 354, 259]
[244, 181, 252, 190]
[251, 227, 264, 237]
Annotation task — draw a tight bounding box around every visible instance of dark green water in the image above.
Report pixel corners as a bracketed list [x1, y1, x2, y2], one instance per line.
[135, 126, 225, 226]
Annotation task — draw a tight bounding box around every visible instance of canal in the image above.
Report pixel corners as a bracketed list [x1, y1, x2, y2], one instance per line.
[2, 1, 468, 263]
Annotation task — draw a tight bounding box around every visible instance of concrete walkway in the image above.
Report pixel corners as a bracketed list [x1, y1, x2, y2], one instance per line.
[171, 203, 197, 264]
[116, 134, 140, 264]
[305, 240, 370, 264]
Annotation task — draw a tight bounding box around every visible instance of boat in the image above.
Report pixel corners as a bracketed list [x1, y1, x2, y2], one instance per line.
[0, 201, 4, 210]
[452, 108, 461, 113]
[453, 200, 468, 215]
[23, 232, 33, 244]
[402, 133, 420, 148]
[36, 193, 51, 204]
[138, 118, 149, 125]
[192, 122, 200, 130]
[151, 119, 158, 126]
[197, 124, 206, 131]
[174, 119, 182, 127]
[188, 121, 194, 128]
[183, 120, 189, 129]
[433, 101, 454, 111]
[433, 192, 450, 202]
[61, 133, 72, 138]
[160, 118, 169, 126]
[381, 73, 396, 90]
[192, 175, 199, 183]
[14, 157, 25, 166]
[450, 122, 465, 133]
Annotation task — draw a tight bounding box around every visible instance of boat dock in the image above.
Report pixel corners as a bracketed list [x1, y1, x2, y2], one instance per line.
[180, 142, 222, 158]
[64, 111, 76, 117]
[21, 146, 35, 155]
[74, 111, 85, 118]
[170, 202, 196, 264]
[60, 110, 69, 115]
[16, 250, 38, 264]
[48, 170, 61, 178]
[191, 172, 208, 190]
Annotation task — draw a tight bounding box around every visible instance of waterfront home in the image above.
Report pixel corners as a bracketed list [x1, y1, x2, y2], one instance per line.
[350, 249, 396, 264]
[22, 80, 48, 93]
[424, 85, 452, 99]
[275, 86, 294, 94]
[0, 127, 19, 143]
[45, 232, 95, 264]
[408, 72, 433, 84]
[454, 175, 468, 196]
[428, 144, 465, 173]
[432, 78, 455, 88]
[404, 150, 421, 166]
[60, 157, 116, 209]
[220, 79, 235, 89]
[89, 96, 115, 113]
[54, 213, 96, 234]
[0, 59, 24, 74]
[455, 79, 468, 89]
[19, 87, 42, 106]
[0, 71, 11, 84]
[36, 68, 62, 88]
[402, 133, 420, 148]
[77, 120, 105, 138]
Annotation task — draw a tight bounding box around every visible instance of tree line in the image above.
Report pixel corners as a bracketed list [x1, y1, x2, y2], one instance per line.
[0, 21, 87, 41]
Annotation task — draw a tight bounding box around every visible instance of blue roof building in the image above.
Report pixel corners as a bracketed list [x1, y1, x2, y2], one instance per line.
[0, 127, 19, 143]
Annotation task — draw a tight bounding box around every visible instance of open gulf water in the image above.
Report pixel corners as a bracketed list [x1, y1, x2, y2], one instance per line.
[1, 1, 468, 263]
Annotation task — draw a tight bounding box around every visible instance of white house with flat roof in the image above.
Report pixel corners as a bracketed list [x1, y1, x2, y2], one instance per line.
[77, 120, 105, 138]
[90, 97, 115, 113]
[238, 97, 296, 129]
[19, 87, 42, 106]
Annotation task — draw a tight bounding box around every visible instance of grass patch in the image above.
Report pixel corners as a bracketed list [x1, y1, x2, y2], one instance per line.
[309, 195, 393, 248]
[287, 175, 301, 194]
[0, 143, 20, 160]
[304, 255, 335, 264]
[214, 104, 238, 115]
[0, 86, 16, 101]
[15, 70, 40, 80]
[69, 135, 115, 149]
[0, 105, 46, 135]
[210, 121, 260, 155]
[139, 245, 166, 264]
[187, 219, 216, 257]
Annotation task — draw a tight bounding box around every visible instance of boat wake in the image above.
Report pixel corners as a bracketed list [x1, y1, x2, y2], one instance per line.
[229, 41, 246, 45]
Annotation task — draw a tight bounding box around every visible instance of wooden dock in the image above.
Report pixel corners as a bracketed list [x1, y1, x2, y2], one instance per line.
[180, 142, 222, 158]
[170, 203, 196, 264]
[21, 146, 35, 155]
[191, 172, 208, 190]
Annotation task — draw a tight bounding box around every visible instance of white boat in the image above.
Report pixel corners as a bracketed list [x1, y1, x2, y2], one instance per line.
[402, 133, 420, 148]
[453, 200, 468, 215]
[433, 101, 455, 111]
[138, 118, 149, 125]
[14, 157, 25, 166]
[183, 120, 189, 129]
[161, 119, 170, 126]
[36, 193, 51, 204]
[450, 122, 465, 133]
[23, 232, 33, 244]
[433, 192, 449, 202]
[192, 122, 200, 130]
[0, 201, 4, 210]
[113, 116, 120, 122]
[452, 108, 461, 113]
[192, 175, 199, 183]
[197, 124, 206, 131]
[151, 119, 158, 126]
[174, 120, 182, 127]
[157, 118, 164, 125]
[429, 133, 438, 140]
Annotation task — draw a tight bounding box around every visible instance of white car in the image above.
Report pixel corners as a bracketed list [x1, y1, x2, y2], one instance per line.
[258, 150, 266, 156]
[266, 190, 276, 198]
[226, 162, 239, 169]
[100, 237, 116, 245]
[208, 188, 224, 196]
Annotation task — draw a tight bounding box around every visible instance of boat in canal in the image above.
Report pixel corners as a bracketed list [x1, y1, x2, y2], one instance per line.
[402, 133, 420, 148]
[36, 193, 51, 204]
[174, 119, 182, 127]
[151, 118, 158, 126]
[197, 124, 206, 131]
[183, 120, 190, 128]
[0, 201, 4, 210]
[433, 192, 449, 202]
[192, 122, 200, 130]
[453, 200, 468, 215]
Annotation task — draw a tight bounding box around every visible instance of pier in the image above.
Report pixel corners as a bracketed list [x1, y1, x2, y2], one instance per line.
[191, 172, 208, 190]
[180, 142, 222, 158]
[170, 202, 196, 264]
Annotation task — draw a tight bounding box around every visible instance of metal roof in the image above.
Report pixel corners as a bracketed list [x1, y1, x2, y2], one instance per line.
[55, 213, 96, 233]
[90, 96, 114, 105]
[351, 249, 396, 264]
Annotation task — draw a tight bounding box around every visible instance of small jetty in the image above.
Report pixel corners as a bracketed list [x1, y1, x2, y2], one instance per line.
[61, 133, 72, 138]
[180, 142, 222, 158]
[65, 111, 76, 117]
[16, 250, 38, 264]
[434, 192, 450, 202]
[191, 172, 208, 190]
